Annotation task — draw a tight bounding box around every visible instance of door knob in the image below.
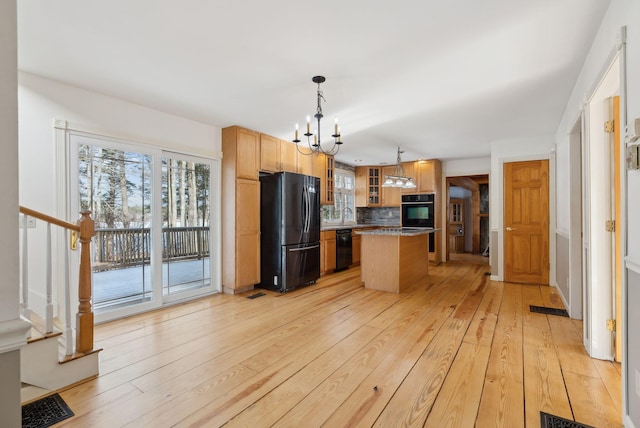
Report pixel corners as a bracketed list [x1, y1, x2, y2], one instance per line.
[505, 226, 517, 231]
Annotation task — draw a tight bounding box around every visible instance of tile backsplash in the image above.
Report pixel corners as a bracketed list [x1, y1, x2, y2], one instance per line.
[356, 207, 401, 225]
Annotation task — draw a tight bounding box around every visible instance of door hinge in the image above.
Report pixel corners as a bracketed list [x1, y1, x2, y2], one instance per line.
[604, 120, 615, 133]
[605, 220, 615, 232]
[607, 319, 616, 332]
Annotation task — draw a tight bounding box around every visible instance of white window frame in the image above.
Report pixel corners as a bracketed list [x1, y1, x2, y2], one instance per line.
[322, 168, 356, 226]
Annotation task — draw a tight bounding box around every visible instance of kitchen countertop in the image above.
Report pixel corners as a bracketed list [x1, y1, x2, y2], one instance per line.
[320, 223, 399, 231]
[355, 227, 437, 236]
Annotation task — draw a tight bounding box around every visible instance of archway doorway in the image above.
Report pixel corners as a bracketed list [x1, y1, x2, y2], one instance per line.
[445, 175, 489, 263]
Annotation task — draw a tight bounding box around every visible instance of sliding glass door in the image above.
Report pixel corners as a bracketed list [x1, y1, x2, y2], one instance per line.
[161, 155, 212, 300]
[71, 133, 219, 321]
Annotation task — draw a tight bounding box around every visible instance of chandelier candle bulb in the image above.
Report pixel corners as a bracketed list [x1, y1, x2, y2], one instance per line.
[306, 116, 311, 135]
[295, 124, 299, 141]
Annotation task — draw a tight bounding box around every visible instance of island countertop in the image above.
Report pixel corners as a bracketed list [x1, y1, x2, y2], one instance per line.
[355, 227, 437, 236]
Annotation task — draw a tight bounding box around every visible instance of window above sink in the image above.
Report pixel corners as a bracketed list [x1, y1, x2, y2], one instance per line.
[322, 168, 356, 226]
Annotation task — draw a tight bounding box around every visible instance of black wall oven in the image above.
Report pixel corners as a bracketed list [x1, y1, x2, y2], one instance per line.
[401, 194, 435, 252]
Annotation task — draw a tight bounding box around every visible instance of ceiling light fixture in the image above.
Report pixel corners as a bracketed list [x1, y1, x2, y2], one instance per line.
[293, 76, 343, 156]
[382, 147, 416, 189]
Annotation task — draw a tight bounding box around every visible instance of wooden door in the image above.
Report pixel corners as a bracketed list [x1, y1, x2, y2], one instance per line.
[448, 198, 464, 253]
[504, 160, 549, 284]
[612, 95, 622, 362]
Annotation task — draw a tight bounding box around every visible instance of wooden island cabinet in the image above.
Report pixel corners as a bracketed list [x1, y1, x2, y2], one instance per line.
[357, 228, 433, 293]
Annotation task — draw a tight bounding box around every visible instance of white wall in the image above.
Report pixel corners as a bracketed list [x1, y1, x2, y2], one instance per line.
[555, 139, 570, 235]
[553, 1, 640, 425]
[18, 72, 222, 214]
[443, 157, 490, 177]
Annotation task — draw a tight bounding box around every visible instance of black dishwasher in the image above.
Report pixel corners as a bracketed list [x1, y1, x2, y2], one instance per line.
[335, 229, 352, 272]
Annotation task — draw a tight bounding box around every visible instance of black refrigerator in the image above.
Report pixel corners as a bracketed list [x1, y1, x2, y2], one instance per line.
[258, 172, 321, 292]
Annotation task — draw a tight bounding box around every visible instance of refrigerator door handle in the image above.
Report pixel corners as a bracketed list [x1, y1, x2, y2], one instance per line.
[289, 244, 319, 252]
[304, 184, 310, 233]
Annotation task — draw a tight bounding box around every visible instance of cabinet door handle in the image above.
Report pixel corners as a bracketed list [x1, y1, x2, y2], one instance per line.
[505, 226, 517, 231]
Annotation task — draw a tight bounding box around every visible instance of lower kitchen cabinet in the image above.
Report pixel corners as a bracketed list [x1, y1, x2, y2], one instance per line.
[320, 230, 336, 275]
[351, 233, 361, 265]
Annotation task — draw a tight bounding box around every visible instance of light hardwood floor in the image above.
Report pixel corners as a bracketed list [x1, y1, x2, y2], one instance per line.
[56, 262, 621, 427]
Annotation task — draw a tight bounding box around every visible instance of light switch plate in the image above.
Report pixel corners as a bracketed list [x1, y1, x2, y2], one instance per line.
[627, 144, 640, 170]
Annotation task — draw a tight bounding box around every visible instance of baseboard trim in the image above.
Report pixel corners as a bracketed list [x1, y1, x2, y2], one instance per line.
[624, 414, 637, 428]
[223, 284, 254, 295]
[0, 316, 32, 354]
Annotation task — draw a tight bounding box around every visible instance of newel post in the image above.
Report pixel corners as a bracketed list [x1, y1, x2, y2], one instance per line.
[76, 210, 95, 354]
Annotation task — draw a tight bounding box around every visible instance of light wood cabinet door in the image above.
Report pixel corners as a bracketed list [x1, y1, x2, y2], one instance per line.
[417, 160, 435, 193]
[355, 167, 382, 207]
[352, 233, 361, 265]
[381, 166, 401, 206]
[312, 153, 334, 205]
[236, 179, 260, 286]
[296, 150, 313, 176]
[355, 166, 368, 207]
[236, 128, 260, 180]
[325, 238, 336, 273]
[260, 133, 280, 173]
[280, 140, 297, 172]
[311, 152, 326, 179]
[401, 161, 417, 194]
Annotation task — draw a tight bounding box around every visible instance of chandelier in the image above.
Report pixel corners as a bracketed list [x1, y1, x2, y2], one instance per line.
[293, 75, 343, 156]
[382, 147, 416, 189]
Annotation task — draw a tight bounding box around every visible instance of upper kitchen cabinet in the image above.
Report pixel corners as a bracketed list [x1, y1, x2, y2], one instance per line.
[259, 133, 280, 172]
[296, 148, 314, 176]
[260, 134, 297, 173]
[280, 139, 297, 172]
[355, 166, 381, 207]
[381, 165, 401, 206]
[312, 153, 334, 205]
[223, 126, 259, 180]
[416, 159, 442, 193]
[401, 161, 416, 194]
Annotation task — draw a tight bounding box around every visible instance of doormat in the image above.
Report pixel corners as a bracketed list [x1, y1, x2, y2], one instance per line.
[22, 393, 74, 428]
[540, 411, 593, 428]
[246, 292, 266, 299]
[530, 305, 569, 317]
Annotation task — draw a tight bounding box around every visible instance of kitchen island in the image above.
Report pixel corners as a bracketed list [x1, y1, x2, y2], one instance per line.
[355, 228, 435, 293]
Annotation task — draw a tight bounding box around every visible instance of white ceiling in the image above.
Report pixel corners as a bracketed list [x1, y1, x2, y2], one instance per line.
[17, 0, 610, 166]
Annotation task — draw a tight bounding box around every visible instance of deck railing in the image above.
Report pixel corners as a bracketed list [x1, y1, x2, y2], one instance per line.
[19, 206, 95, 356]
[93, 226, 209, 271]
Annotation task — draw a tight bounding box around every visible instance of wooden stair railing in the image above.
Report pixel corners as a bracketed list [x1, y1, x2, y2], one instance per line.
[19, 206, 95, 355]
